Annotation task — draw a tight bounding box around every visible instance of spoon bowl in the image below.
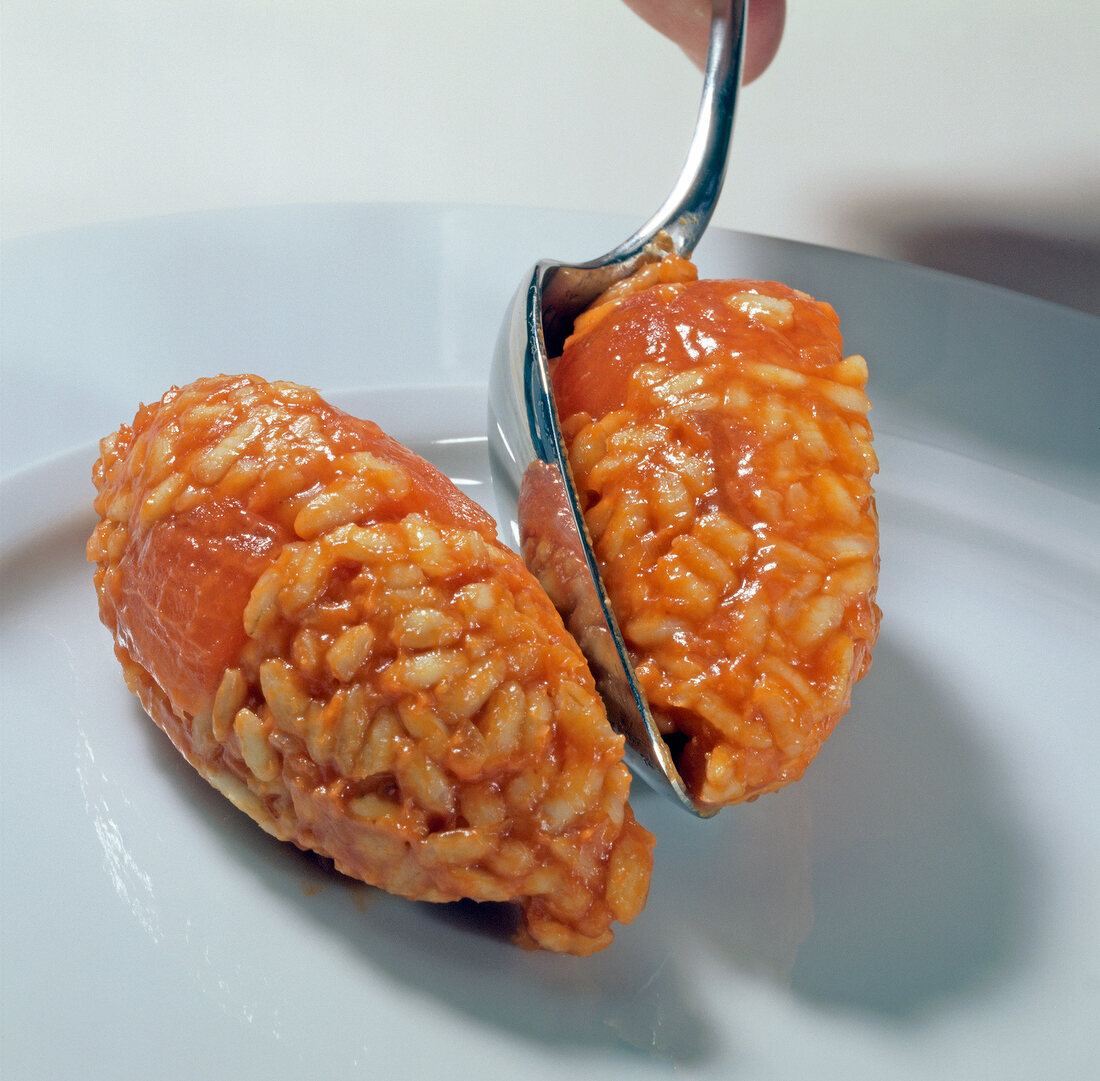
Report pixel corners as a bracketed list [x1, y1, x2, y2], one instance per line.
[488, 0, 747, 815]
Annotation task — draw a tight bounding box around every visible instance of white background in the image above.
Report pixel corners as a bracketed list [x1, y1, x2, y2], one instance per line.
[3, 0, 1098, 314]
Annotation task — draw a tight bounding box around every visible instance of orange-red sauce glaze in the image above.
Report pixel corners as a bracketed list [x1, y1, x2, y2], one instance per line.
[105, 378, 495, 719]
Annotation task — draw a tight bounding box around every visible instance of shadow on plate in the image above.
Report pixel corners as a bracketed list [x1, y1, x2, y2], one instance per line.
[791, 636, 1034, 1016]
[894, 222, 1100, 318]
[836, 183, 1100, 318]
[638, 634, 1035, 1021]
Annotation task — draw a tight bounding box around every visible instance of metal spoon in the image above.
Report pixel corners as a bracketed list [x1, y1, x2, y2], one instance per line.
[488, 0, 747, 816]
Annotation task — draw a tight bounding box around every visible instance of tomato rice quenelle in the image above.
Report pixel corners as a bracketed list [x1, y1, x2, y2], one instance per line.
[88, 374, 654, 955]
[528, 256, 881, 810]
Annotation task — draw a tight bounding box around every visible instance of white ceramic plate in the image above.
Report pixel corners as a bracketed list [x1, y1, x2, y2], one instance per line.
[2, 206, 1098, 1080]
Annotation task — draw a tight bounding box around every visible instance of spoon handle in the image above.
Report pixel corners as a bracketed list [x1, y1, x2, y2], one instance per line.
[603, 0, 747, 264]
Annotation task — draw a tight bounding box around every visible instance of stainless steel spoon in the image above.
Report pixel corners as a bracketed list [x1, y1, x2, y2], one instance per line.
[488, 0, 747, 816]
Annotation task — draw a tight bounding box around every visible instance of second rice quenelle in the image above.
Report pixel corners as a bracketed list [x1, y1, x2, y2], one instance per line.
[522, 255, 881, 811]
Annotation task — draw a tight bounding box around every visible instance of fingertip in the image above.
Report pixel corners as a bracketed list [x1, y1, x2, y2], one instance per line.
[621, 0, 787, 82]
[742, 0, 786, 85]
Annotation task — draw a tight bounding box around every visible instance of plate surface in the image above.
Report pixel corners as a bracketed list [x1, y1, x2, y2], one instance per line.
[2, 205, 1098, 1080]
